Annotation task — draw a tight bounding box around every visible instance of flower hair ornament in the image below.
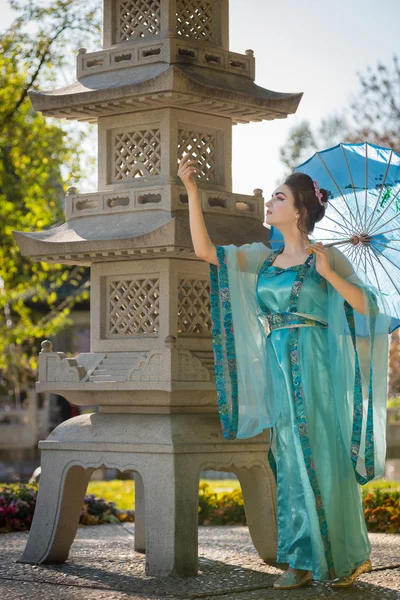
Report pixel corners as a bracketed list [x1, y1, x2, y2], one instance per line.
[313, 180, 327, 206]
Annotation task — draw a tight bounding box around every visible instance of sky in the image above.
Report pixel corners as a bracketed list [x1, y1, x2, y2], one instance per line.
[1, 0, 399, 205]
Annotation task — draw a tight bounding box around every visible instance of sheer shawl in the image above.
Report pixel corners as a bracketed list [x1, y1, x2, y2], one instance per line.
[209, 242, 275, 439]
[209, 242, 391, 483]
[326, 246, 391, 482]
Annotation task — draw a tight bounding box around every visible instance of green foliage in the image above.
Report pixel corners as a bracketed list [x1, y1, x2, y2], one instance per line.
[198, 482, 245, 525]
[81, 493, 135, 526]
[0, 0, 101, 391]
[0, 483, 134, 532]
[0, 483, 37, 532]
[363, 487, 400, 533]
[1, 479, 399, 533]
[0, 50, 88, 388]
[87, 479, 137, 511]
[388, 396, 400, 408]
[363, 479, 400, 492]
[3, 0, 101, 103]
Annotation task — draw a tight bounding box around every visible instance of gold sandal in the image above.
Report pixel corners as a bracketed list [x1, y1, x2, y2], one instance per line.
[273, 569, 313, 589]
[329, 559, 372, 588]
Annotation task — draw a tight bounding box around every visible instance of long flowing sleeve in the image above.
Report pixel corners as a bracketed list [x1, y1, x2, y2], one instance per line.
[326, 247, 391, 483]
[209, 241, 278, 440]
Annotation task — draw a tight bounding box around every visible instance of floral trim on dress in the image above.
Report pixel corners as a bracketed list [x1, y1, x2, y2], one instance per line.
[209, 245, 239, 439]
[344, 301, 377, 484]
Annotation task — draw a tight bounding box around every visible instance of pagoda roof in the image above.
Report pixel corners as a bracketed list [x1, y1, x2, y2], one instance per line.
[13, 210, 269, 265]
[28, 64, 302, 124]
[13, 211, 270, 264]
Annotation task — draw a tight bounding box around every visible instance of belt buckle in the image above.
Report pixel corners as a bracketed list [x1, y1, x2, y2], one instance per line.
[257, 313, 271, 336]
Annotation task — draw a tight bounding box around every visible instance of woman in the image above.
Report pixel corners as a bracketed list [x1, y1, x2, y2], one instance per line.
[177, 153, 391, 589]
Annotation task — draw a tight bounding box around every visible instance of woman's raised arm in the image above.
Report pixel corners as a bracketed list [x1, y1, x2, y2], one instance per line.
[178, 153, 218, 266]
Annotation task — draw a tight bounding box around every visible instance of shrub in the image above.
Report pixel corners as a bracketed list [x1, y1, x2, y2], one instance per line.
[362, 487, 400, 533]
[198, 482, 245, 525]
[0, 484, 37, 532]
[1, 480, 399, 533]
[80, 493, 135, 526]
[87, 480, 135, 510]
[0, 484, 134, 533]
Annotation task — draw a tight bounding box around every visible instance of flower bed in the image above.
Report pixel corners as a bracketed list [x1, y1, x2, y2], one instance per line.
[198, 482, 245, 525]
[0, 484, 134, 533]
[363, 488, 400, 533]
[0, 480, 399, 533]
[0, 483, 36, 532]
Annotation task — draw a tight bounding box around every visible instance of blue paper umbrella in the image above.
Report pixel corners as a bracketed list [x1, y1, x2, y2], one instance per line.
[269, 142, 400, 331]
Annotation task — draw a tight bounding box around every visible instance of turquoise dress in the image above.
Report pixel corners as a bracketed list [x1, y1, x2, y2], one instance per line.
[209, 241, 391, 582]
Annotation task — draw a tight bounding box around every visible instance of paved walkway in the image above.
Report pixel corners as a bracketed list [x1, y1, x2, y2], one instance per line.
[0, 524, 399, 599]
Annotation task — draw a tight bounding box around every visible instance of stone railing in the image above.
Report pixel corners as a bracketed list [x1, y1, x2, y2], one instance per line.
[77, 40, 255, 81]
[65, 185, 264, 221]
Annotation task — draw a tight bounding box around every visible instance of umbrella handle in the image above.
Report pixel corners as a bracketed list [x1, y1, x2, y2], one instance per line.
[306, 236, 369, 253]
[323, 239, 352, 248]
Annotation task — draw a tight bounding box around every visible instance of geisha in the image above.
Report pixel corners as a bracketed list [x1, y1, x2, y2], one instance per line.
[177, 153, 391, 590]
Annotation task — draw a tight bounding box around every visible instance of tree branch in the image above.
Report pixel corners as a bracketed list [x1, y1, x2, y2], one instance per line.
[0, 23, 68, 130]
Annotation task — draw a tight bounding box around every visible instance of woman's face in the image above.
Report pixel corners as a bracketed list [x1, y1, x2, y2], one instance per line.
[265, 184, 297, 227]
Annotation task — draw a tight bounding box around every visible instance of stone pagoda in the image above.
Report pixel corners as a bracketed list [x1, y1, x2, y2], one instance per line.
[14, 0, 302, 577]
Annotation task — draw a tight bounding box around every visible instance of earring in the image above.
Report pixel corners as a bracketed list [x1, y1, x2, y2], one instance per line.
[296, 214, 299, 219]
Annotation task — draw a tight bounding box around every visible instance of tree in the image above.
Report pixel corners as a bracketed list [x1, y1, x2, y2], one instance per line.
[279, 114, 352, 176]
[279, 120, 317, 175]
[348, 54, 400, 152]
[0, 0, 101, 399]
[1, 0, 101, 130]
[279, 54, 400, 172]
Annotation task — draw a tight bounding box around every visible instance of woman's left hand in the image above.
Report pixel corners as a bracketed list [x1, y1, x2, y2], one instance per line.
[305, 242, 332, 278]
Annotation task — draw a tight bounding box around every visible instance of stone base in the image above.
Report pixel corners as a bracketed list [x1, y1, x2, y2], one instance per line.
[18, 412, 277, 576]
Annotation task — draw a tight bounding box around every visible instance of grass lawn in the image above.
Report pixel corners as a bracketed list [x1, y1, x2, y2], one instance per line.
[86, 478, 400, 511]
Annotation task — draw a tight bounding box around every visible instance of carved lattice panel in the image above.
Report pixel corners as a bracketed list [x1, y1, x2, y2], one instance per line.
[176, 0, 213, 41]
[178, 278, 212, 335]
[118, 0, 161, 42]
[178, 130, 216, 181]
[113, 129, 161, 180]
[108, 278, 160, 336]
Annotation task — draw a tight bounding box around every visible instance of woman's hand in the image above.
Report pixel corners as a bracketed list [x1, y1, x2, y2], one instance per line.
[178, 153, 200, 189]
[305, 241, 332, 278]
[306, 242, 367, 314]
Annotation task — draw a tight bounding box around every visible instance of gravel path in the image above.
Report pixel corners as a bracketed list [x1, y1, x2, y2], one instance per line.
[0, 524, 399, 599]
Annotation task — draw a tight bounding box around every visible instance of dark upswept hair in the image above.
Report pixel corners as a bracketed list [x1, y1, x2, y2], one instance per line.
[283, 172, 328, 234]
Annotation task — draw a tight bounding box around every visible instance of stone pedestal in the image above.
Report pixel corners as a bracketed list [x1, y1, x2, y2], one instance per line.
[18, 412, 277, 576]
